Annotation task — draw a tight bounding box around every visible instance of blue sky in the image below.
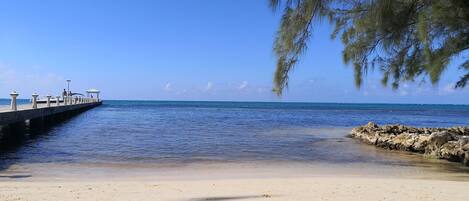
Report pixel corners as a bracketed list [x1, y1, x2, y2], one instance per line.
[0, 0, 467, 104]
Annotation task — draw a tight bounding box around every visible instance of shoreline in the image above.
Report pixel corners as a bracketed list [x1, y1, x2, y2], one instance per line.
[2, 125, 469, 200]
[2, 157, 469, 181]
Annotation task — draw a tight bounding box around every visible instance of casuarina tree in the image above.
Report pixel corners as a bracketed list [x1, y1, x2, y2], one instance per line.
[270, 0, 469, 95]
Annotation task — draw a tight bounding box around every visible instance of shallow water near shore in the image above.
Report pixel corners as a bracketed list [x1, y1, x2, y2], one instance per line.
[0, 100, 468, 180]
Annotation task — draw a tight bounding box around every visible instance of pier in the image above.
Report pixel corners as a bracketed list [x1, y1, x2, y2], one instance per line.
[0, 91, 102, 132]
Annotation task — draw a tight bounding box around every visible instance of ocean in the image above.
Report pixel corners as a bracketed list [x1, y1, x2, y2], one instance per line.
[0, 100, 468, 169]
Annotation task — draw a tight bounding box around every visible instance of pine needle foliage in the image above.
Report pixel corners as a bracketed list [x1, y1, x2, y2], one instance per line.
[270, 0, 469, 95]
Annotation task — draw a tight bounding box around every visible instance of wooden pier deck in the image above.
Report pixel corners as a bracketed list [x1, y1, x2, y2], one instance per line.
[0, 101, 102, 127]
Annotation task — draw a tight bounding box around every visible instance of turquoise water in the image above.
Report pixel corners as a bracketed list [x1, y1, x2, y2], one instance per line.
[0, 100, 468, 167]
[0, 99, 30, 106]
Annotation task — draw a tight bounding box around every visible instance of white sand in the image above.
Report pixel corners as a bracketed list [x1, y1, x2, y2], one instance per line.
[1, 162, 469, 201]
[1, 177, 469, 201]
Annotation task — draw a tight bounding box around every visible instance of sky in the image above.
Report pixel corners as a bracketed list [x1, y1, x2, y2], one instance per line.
[0, 0, 467, 104]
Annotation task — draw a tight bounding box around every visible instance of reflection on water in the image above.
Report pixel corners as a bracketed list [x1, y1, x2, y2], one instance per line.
[0, 110, 87, 172]
[0, 101, 468, 179]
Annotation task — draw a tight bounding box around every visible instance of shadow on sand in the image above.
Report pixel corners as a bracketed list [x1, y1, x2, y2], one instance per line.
[0, 174, 32, 179]
[188, 194, 274, 201]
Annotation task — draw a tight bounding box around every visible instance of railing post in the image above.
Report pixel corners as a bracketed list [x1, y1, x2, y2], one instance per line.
[56, 96, 61, 106]
[32, 93, 39, 109]
[46, 95, 52, 107]
[10, 91, 19, 111]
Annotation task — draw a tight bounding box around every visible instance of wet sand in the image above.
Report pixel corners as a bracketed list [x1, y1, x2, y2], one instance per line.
[1, 161, 469, 201]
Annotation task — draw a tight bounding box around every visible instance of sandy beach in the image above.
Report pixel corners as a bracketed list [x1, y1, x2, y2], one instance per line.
[2, 177, 469, 201]
[1, 161, 469, 201]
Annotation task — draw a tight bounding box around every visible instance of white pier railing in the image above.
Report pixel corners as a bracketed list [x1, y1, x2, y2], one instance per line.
[7, 91, 99, 112]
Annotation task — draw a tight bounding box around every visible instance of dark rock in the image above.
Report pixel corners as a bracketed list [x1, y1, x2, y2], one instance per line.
[350, 122, 469, 166]
[412, 134, 430, 153]
[459, 136, 469, 148]
[464, 151, 469, 166]
[428, 131, 453, 147]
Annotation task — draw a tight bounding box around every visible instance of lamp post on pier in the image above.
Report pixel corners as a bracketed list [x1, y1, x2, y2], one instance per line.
[66, 79, 71, 94]
[46, 95, 52, 107]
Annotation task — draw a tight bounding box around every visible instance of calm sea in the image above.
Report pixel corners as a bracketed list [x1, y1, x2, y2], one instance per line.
[0, 100, 468, 168]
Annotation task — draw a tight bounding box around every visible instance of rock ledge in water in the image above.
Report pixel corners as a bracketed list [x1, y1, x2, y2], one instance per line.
[350, 122, 469, 166]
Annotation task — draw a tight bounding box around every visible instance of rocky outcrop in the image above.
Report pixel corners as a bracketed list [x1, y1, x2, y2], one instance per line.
[350, 122, 469, 166]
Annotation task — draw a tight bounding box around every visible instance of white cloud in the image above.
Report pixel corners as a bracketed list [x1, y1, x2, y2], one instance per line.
[164, 82, 172, 91]
[0, 63, 65, 97]
[398, 83, 410, 96]
[399, 90, 408, 96]
[415, 86, 426, 94]
[439, 83, 456, 95]
[257, 88, 263, 93]
[238, 81, 248, 90]
[204, 81, 213, 92]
